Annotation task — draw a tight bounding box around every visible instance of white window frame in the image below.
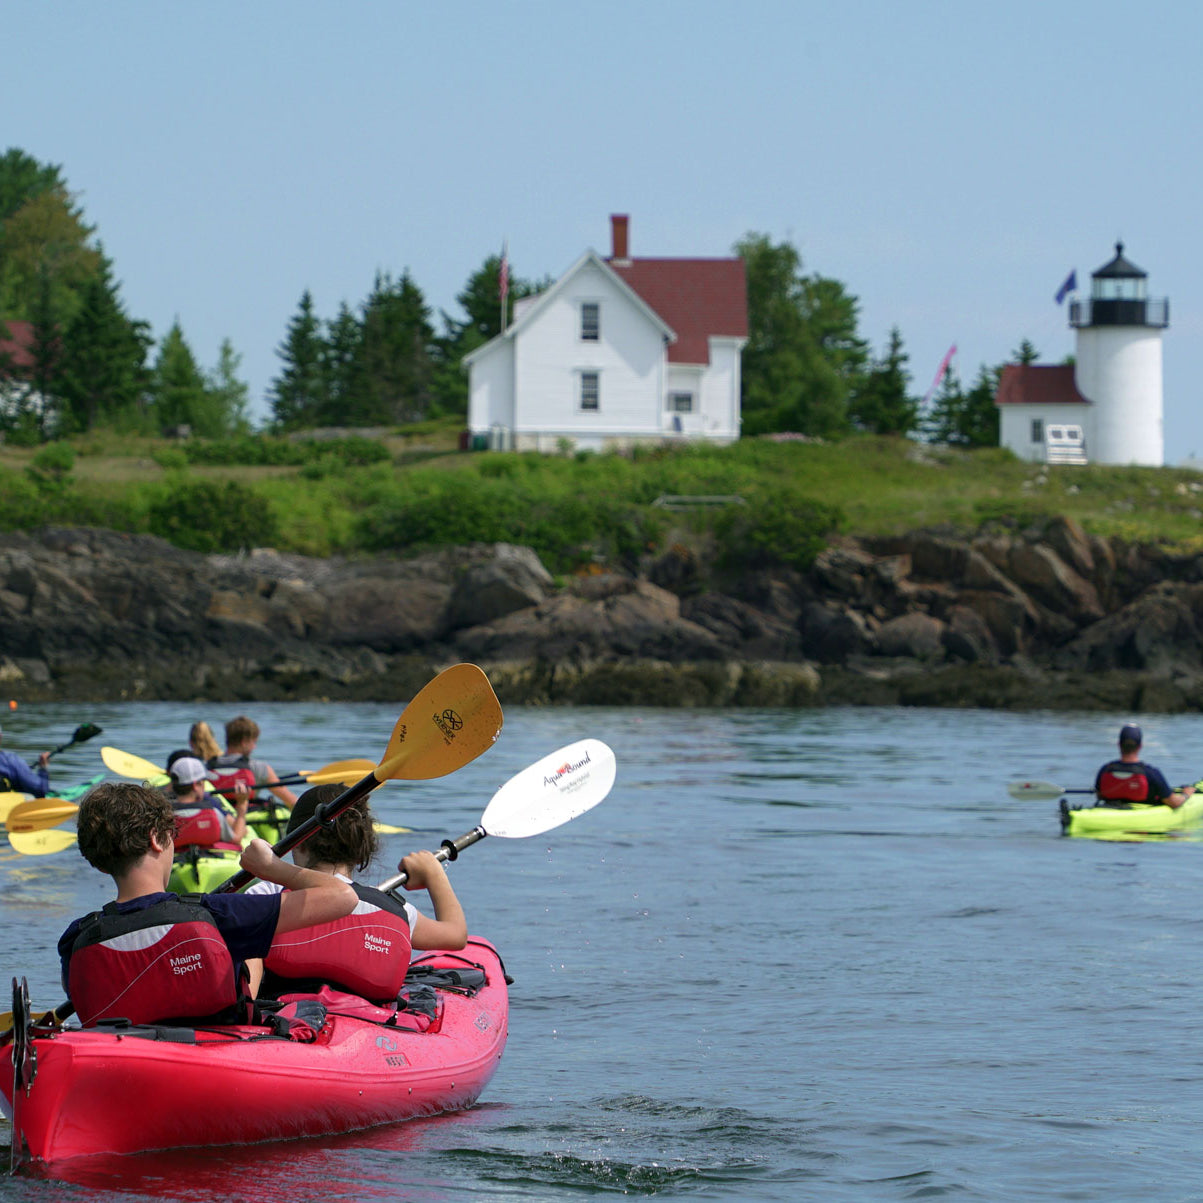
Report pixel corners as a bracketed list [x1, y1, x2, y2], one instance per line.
[579, 370, 600, 412]
[1030, 418, 1044, 443]
[580, 302, 600, 342]
[668, 391, 694, 414]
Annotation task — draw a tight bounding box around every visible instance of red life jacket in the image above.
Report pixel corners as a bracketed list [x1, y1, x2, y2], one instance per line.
[208, 757, 258, 801]
[66, 897, 241, 1027]
[1096, 760, 1152, 803]
[173, 805, 239, 850]
[264, 883, 413, 1003]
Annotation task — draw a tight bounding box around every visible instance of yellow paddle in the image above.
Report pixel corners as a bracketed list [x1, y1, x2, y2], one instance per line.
[0, 791, 31, 824]
[101, 748, 375, 791]
[7, 828, 77, 855]
[10, 765, 399, 838]
[100, 746, 165, 780]
[5, 799, 80, 834]
[215, 663, 502, 894]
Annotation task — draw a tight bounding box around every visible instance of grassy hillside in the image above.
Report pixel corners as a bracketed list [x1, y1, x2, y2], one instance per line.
[3, 429, 1202, 570]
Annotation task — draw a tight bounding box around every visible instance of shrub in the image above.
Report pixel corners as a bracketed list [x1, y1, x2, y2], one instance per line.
[26, 442, 75, 492]
[151, 448, 189, 472]
[714, 492, 841, 572]
[184, 435, 391, 468]
[146, 478, 278, 553]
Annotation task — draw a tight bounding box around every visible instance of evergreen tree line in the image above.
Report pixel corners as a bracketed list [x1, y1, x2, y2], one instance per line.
[1, 145, 1008, 447]
[0, 149, 250, 441]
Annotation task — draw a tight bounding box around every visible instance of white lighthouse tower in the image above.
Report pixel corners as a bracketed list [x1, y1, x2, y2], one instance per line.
[1070, 242, 1169, 466]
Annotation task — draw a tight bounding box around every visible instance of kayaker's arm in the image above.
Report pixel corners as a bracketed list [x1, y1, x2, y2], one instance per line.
[238, 838, 356, 934]
[1165, 784, 1195, 810]
[261, 764, 298, 808]
[402, 850, 468, 951]
[229, 781, 250, 842]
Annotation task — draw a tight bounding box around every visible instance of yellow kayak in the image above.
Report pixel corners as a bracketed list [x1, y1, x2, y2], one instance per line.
[1060, 788, 1203, 836]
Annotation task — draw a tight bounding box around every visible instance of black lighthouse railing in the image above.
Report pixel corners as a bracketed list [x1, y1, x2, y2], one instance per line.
[1069, 297, 1169, 328]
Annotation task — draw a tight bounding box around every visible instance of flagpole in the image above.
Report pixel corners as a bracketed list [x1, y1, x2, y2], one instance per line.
[499, 239, 509, 333]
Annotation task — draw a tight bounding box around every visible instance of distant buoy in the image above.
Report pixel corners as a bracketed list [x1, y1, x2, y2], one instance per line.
[8, 700, 16, 711]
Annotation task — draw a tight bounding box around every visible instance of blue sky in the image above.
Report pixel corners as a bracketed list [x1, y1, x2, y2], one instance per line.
[10, 1, 1203, 458]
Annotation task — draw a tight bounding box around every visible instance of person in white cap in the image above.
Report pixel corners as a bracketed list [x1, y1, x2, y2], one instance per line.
[168, 756, 250, 843]
[1094, 723, 1195, 809]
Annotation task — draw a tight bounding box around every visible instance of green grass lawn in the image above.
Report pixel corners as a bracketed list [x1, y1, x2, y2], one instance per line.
[4, 430, 1202, 561]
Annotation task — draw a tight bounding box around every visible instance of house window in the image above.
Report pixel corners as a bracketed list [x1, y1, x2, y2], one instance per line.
[581, 302, 600, 342]
[579, 371, 600, 411]
[668, 391, 694, 413]
[1030, 418, 1044, 443]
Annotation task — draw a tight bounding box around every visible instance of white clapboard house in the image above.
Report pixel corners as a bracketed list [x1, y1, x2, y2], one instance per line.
[464, 215, 748, 451]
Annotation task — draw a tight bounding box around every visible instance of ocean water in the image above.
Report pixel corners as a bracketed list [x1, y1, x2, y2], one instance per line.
[3, 698, 1203, 1200]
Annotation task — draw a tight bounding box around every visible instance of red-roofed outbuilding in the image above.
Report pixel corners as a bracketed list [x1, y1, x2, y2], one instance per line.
[994, 364, 1090, 464]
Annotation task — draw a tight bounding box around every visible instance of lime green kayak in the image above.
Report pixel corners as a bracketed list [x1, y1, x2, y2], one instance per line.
[246, 801, 289, 842]
[1060, 788, 1203, 836]
[168, 848, 242, 893]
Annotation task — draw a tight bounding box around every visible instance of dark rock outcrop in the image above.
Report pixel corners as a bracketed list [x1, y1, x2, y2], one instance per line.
[4, 516, 1203, 711]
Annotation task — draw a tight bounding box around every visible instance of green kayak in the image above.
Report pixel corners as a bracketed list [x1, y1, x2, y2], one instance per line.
[1060, 789, 1203, 836]
[168, 847, 242, 893]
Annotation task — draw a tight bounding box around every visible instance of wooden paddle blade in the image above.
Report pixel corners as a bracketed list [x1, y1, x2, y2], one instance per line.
[101, 746, 166, 780]
[6, 799, 78, 833]
[0, 792, 31, 823]
[375, 664, 503, 783]
[482, 739, 617, 838]
[8, 828, 78, 855]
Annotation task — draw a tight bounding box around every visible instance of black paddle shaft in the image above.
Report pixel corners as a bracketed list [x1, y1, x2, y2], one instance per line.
[30, 723, 103, 767]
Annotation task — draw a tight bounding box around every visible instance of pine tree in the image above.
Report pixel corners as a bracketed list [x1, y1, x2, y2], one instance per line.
[850, 326, 918, 435]
[924, 364, 1000, 447]
[57, 256, 151, 432]
[270, 290, 326, 428]
[151, 321, 208, 433]
[319, 302, 362, 426]
[354, 271, 433, 425]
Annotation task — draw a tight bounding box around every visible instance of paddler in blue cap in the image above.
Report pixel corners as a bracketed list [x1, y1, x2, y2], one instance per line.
[1095, 723, 1195, 809]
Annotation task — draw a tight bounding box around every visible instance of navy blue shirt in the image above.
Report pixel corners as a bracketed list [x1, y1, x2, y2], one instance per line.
[58, 890, 282, 994]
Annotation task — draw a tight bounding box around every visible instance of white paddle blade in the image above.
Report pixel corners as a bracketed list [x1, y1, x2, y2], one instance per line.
[1006, 780, 1066, 800]
[481, 739, 616, 838]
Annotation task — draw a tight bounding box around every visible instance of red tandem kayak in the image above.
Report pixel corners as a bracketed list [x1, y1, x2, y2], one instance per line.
[2, 937, 508, 1166]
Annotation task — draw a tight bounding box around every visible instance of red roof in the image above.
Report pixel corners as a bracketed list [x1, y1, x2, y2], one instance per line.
[607, 258, 747, 365]
[995, 363, 1090, 407]
[0, 320, 34, 373]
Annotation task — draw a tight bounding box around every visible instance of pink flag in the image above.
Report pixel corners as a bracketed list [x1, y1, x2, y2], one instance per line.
[923, 344, 957, 405]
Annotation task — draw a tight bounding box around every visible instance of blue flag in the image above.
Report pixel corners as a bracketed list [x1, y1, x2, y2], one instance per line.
[1054, 269, 1077, 305]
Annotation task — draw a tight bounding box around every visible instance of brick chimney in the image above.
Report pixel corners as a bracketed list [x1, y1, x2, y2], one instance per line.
[610, 214, 629, 262]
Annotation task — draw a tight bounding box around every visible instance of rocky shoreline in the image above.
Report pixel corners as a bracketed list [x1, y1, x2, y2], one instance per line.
[2, 520, 1203, 711]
